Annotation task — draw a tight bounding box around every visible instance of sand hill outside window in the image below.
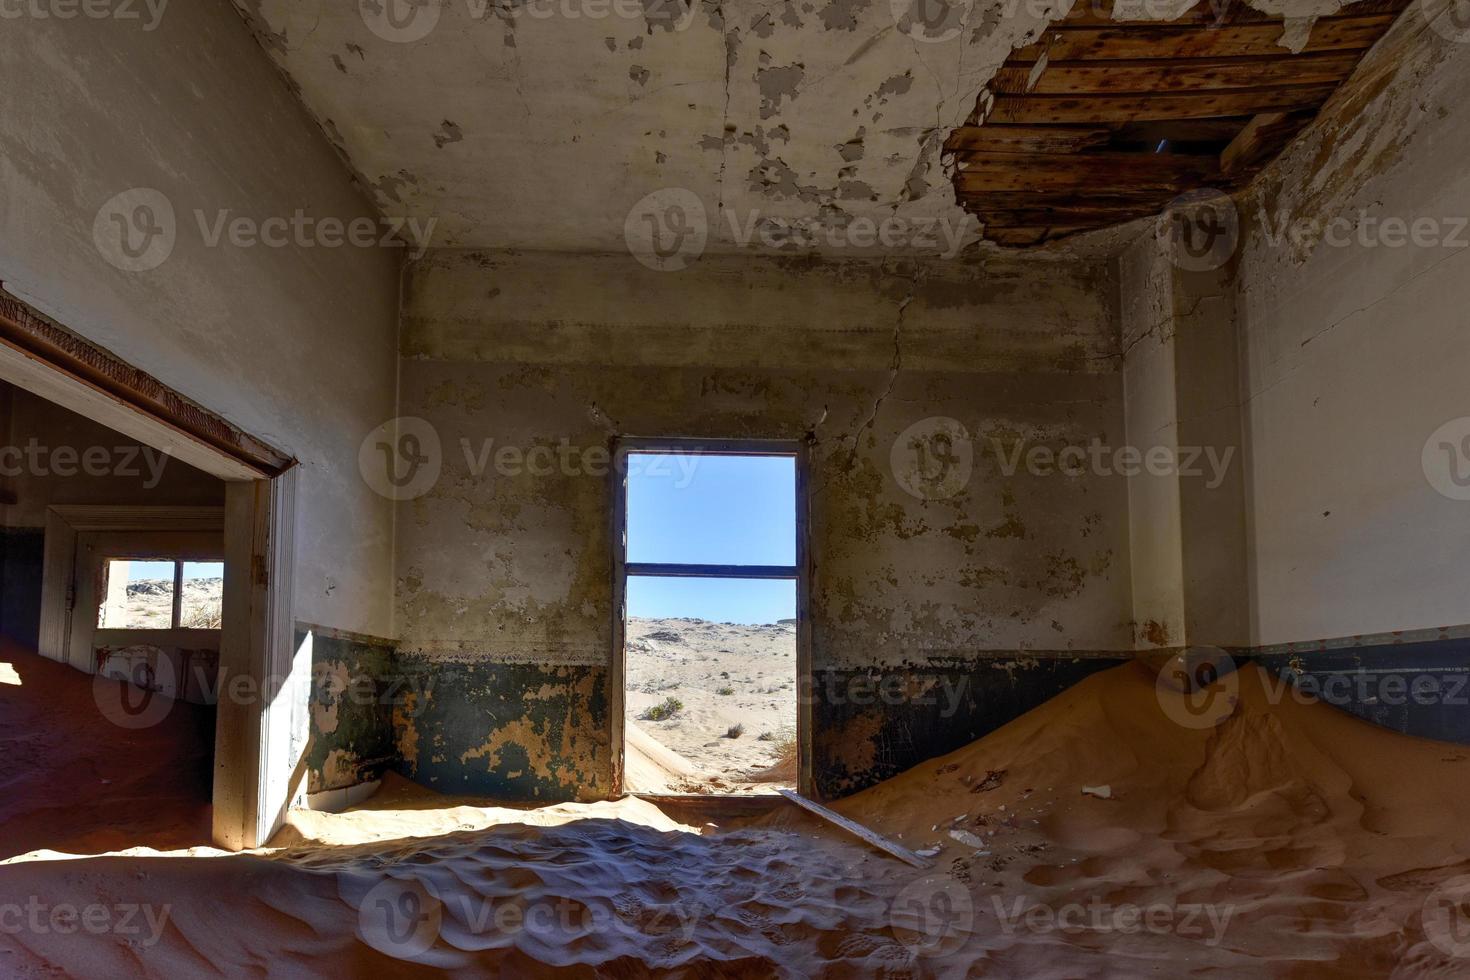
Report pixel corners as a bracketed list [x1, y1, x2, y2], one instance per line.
[97, 559, 225, 631]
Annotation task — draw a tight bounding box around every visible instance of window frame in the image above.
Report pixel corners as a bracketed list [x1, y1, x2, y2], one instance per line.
[98, 556, 225, 632]
[611, 437, 811, 797]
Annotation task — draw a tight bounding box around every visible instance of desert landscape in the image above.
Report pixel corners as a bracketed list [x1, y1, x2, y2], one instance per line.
[623, 617, 798, 794]
[101, 574, 223, 631]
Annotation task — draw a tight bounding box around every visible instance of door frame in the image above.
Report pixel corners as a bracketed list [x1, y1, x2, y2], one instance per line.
[3, 292, 298, 850]
[609, 436, 813, 797]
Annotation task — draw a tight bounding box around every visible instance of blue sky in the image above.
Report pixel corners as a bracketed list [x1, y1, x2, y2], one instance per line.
[626, 453, 797, 624]
[122, 560, 224, 582]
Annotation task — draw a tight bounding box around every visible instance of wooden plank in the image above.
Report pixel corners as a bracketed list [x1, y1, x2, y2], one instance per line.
[975, 203, 1170, 227]
[944, 124, 1112, 154]
[985, 227, 1093, 245]
[1060, 0, 1411, 26]
[993, 51, 1361, 94]
[1220, 110, 1308, 172]
[986, 84, 1336, 123]
[955, 150, 1219, 193]
[779, 790, 933, 868]
[1010, 15, 1398, 60]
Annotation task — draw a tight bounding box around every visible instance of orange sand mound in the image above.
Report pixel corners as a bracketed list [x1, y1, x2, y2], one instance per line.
[5, 660, 1470, 977]
[828, 661, 1470, 977]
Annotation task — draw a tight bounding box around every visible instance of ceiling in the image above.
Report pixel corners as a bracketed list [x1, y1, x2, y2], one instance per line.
[230, 0, 1397, 257]
[947, 0, 1412, 246]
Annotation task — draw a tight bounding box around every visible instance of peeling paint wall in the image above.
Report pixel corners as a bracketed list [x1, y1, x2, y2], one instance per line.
[304, 629, 402, 794]
[392, 247, 1133, 799]
[0, 2, 401, 638]
[1233, 6, 1470, 644]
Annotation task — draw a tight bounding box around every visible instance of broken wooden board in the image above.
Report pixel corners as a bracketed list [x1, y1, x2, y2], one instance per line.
[778, 789, 933, 869]
[946, 0, 1411, 247]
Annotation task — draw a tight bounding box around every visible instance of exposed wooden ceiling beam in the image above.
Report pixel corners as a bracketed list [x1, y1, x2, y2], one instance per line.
[1059, 0, 1410, 26]
[1010, 15, 1397, 61]
[1220, 110, 1311, 173]
[943, 124, 1113, 154]
[956, 151, 1220, 193]
[986, 84, 1337, 123]
[992, 52, 1362, 95]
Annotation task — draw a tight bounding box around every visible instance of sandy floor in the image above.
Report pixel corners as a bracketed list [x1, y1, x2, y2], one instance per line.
[624, 617, 797, 793]
[0, 650, 214, 862]
[5, 654, 1470, 976]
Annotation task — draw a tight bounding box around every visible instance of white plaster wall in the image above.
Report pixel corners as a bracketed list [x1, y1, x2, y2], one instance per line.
[1236, 12, 1470, 643]
[1119, 231, 1187, 648]
[0, 4, 401, 637]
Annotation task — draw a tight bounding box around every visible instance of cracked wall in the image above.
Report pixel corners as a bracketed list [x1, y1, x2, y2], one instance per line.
[392, 247, 1134, 799]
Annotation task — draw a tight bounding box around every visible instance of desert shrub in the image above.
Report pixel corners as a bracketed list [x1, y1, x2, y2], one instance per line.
[725, 723, 745, 739]
[716, 686, 735, 696]
[640, 696, 684, 722]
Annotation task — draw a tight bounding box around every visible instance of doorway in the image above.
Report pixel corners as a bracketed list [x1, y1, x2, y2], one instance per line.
[612, 439, 810, 796]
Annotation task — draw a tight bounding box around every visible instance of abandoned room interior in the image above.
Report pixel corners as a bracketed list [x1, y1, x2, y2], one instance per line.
[2, 0, 1470, 974]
